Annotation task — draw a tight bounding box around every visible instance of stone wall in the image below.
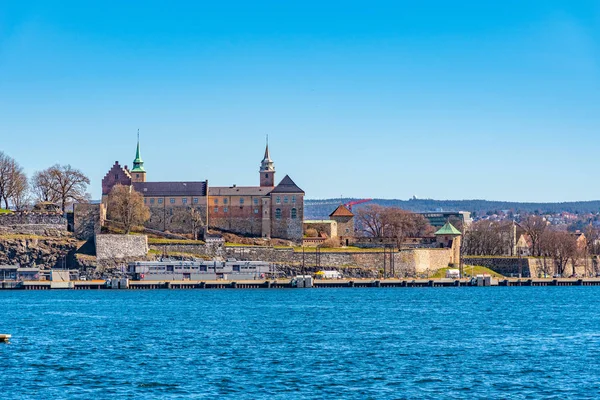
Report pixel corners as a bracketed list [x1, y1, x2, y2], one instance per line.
[303, 221, 337, 238]
[463, 257, 532, 277]
[146, 205, 208, 235]
[96, 234, 148, 260]
[331, 215, 354, 237]
[0, 212, 66, 227]
[149, 243, 453, 277]
[73, 203, 102, 241]
[271, 200, 303, 240]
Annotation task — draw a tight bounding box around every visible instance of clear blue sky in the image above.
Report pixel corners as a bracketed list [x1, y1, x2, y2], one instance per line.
[1, 1, 599, 202]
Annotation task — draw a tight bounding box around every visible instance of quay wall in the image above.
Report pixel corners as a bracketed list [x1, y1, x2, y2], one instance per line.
[96, 234, 148, 260]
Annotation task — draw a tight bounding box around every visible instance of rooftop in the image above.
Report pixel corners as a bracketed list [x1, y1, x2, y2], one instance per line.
[330, 205, 354, 218]
[133, 181, 207, 197]
[435, 222, 462, 236]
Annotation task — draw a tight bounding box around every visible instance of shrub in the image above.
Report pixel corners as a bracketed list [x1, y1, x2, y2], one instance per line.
[305, 228, 318, 238]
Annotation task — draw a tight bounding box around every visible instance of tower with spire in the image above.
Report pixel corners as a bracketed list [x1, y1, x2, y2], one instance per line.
[131, 130, 146, 183]
[259, 136, 275, 187]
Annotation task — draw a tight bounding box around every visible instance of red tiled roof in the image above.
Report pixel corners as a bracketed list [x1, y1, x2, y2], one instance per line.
[329, 205, 354, 217]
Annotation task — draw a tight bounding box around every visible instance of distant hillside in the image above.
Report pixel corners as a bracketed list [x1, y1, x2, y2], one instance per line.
[305, 198, 600, 220]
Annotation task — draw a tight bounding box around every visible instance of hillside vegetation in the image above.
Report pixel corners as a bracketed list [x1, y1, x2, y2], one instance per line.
[305, 198, 600, 219]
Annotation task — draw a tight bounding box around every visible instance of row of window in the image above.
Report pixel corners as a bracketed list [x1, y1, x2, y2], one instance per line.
[212, 207, 298, 219]
[212, 196, 297, 205]
[144, 197, 200, 205]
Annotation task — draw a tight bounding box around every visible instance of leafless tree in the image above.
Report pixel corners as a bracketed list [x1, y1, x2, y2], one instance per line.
[107, 184, 150, 234]
[31, 164, 90, 211]
[187, 207, 205, 240]
[0, 152, 28, 210]
[522, 215, 548, 257]
[540, 230, 578, 276]
[462, 220, 514, 256]
[355, 205, 433, 245]
[8, 169, 29, 211]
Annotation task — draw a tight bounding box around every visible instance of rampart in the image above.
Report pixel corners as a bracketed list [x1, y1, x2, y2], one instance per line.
[96, 234, 148, 260]
[148, 243, 453, 276]
[0, 212, 68, 236]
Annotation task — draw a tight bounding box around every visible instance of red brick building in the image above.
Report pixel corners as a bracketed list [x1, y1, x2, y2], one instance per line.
[101, 138, 304, 240]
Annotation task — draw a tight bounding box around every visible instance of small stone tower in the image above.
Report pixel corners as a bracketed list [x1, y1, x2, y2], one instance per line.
[259, 139, 275, 187]
[131, 132, 146, 183]
[435, 222, 462, 268]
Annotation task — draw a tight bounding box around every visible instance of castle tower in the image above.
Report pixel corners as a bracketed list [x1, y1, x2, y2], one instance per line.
[259, 138, 275, 187]
[131, 132, 146, 183]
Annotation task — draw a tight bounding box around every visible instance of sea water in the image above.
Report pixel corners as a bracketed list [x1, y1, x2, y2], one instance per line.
[2, 287, 600, 399]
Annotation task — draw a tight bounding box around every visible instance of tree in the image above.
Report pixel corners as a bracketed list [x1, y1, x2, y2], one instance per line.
[8, 169, 29, 211]
[540, 230, 578, 276]
[107, 184, 150, 234]
[0, 152, 28, 210]
[355, 205, 433, 245]
[31, 164, 90, 211]
[187, 206, 205, 240]
[522, 215, 548, 257]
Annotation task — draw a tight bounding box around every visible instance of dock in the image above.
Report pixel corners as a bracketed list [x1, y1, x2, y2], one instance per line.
[3, 277, 600, 290]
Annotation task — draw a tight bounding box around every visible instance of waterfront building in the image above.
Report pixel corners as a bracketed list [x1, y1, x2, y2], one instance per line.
[101, 137, 304, 240]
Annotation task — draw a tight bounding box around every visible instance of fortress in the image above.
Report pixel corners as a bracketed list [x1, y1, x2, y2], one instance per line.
[101, 138, 304, 240]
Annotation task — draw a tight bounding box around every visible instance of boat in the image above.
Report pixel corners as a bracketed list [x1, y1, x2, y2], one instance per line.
[0, 334, 11, 342]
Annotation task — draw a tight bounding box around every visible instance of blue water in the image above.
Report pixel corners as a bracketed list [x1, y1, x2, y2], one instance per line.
[2, 288, 600, 399]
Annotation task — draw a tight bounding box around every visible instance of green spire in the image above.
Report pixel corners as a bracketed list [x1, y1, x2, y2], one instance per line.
[131, 130, 145, 173]
[435, 222, 461, 236]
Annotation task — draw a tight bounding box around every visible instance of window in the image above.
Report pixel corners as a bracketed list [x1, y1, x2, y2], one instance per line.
[115, 174, 119, 180]
[194, 198, 199, 204]
[144, 198, 146, 204]
[170, 198, 175, 204]
[136, 174, 140, 179]
[182, 198, 188, 204]
[214, 199, 218, 205]
[276, 197, 281, 204]
[158, 198, 163, 204]
[224, 198, 228, 204]
[240, 198, 244, 205]
[254, 209, 259, 214]
[284, 197, 289, 204]
[291, 208, 297, 219]
[214, 207, 218, 213]
[292, 196, 296, 204]
[275, 208, 282, 219]
[224, 207, 228, 213]
[253, 198, 259, 205]
[150, 198, 155, 204]
[265, 173, 269, 179]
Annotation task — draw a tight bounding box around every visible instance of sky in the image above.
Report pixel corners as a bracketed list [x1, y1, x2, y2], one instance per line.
[1, 1, 599, 202]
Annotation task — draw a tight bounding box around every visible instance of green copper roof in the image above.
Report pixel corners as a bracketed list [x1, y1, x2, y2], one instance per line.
[131, 135, 145, 172]
[435, 222, 461, 236]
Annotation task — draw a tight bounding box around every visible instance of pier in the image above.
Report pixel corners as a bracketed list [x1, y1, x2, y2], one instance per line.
[3, 277, 600, 290]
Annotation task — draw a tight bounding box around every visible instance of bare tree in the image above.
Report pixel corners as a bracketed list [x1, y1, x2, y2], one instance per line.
[521, 215, 548, 257]
[188, 207, 205, 240]
[355, 205, 386, 237]
[31, 164, 90, 211]
[540, 230, 578, 276]
[0, 152, 27, 209]
[355, 205, 433, 245]
[8, 169, 29, 211]
[107, 184, 150, 234]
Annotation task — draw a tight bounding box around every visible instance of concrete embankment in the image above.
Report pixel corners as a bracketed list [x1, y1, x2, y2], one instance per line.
[4, 278, 600, 290]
